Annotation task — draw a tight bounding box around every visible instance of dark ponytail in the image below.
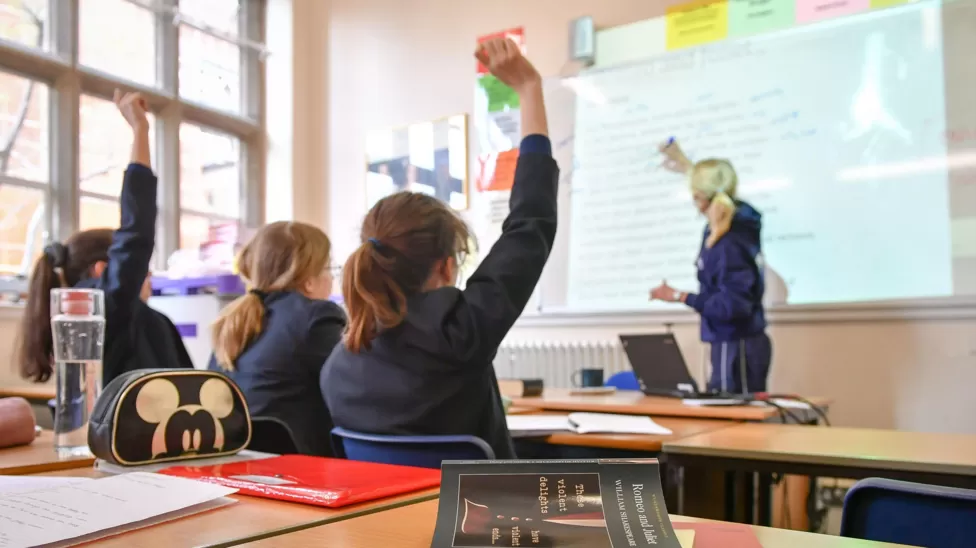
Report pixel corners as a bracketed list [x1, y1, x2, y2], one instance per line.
[343, 192, 471, 352]
[17, 254, 60, 382]
[15, 230, 113, 382]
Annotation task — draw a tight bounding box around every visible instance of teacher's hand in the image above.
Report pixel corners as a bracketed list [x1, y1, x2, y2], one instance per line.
[650, 281, 679, 302]
[659, 138, 692, 174]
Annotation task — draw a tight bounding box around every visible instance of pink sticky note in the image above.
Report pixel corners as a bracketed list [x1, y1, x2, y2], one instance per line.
[796, 0, 870, 23]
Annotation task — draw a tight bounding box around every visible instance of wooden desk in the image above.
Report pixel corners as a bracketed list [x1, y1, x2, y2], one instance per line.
[240, 499, 909, 548]
[663, 423, 976, 488]
[0, 384, 55, 401]
[37, 468, 438, 548]
[506, 406, 540, 415]
[0, 431, 95, 475]
[511, 390, 831, 422]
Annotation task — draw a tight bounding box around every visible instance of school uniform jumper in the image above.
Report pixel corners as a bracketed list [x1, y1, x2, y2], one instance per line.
[208, 293, 346, 457]
[321, 135, 558, 460]
[76, 164, 193, 386]
[684, 201, 772, 393]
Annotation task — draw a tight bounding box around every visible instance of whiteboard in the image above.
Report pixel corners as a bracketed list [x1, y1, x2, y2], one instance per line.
[535, 0, 976, 316]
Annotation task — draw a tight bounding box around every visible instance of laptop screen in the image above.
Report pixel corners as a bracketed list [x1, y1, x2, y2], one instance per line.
[619, 334, 698, 395]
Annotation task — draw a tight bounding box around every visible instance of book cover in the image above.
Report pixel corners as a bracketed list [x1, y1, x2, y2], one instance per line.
[157, 454, 440, 508]
[431, 459, 680, 548]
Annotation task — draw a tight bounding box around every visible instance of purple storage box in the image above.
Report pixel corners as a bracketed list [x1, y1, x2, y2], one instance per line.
[151, 274, 246, 296]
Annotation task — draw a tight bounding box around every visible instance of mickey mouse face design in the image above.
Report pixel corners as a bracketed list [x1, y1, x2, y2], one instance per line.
[135, 377, 234, 459]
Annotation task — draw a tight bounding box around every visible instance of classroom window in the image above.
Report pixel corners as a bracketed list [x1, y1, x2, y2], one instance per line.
[179, 0, 243, 113]
[0, 0, 266, 281]
[79, 0, 158, 87]
[0, 0, 47, 51]
[0, 71, 48, 275]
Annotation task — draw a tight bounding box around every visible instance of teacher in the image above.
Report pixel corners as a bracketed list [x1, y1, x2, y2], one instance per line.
[649, 138, 771, 394]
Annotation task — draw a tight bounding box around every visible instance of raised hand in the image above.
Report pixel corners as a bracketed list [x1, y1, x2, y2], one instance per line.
[113, 89, 149, 132]
[475, 37, 541, 94]
[659, 138, 692, 174]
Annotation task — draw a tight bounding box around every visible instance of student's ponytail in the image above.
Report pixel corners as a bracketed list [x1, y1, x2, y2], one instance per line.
[211, 221, 333, 370]
[211, 291, 266, 371]
[16, 233, 112, 383]
[342, 192, 472, 353]
[16, 253, 61, 382]
[342, 241, 409, 353]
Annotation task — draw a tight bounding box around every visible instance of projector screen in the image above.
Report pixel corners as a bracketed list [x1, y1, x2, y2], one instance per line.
[535, 0, 976, 314]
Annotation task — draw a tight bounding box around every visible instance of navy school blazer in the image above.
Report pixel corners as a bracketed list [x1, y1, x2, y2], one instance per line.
[208, 292, 347, 457]
[321, 135, 558, 459]
[77, 164, 193, 385]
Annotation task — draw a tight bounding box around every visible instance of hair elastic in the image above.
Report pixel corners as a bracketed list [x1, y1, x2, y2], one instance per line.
[248, 288, 267, 299]
[367, 237, 382, 248]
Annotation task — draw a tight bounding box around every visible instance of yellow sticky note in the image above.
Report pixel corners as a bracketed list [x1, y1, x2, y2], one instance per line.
[676, 529, 696, 548]
[667, 0, 729, 50]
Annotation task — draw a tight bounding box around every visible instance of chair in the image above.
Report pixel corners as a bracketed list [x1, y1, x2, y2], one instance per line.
[840, 477, 976, 548]
[331, 427, 494, 469]
[248, 416, 300, 454]
[605, 371, 640, 391]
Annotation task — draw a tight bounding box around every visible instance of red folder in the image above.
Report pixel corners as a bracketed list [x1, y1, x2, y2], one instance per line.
[158, 454, 441, 508]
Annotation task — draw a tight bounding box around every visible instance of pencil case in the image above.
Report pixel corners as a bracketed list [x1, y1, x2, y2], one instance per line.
[88, 369, 252, 466]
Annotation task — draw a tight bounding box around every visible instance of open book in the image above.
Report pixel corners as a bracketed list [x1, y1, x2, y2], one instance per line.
[506, 413, 673, 437]
[431, 459, 683, 547]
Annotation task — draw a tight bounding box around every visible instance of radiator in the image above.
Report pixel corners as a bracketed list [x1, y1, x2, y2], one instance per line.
[493, 341, 630, 388]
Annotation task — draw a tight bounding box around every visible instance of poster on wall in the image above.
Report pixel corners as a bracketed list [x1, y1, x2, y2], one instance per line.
[365, 114, 469, 211]
[474, 27, 524, 193]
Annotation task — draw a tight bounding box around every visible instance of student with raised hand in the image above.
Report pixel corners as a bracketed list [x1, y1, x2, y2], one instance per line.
[321, 38, 557, 460]
[17, 90, 193, 386]
[209, 222, 346, 457]
[650, 139, 771, 394]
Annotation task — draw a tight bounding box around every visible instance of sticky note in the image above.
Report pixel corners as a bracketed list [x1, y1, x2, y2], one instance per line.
[666, 0, 729, 50]
[870, 0, 915, 7]
[796, 0, 871, 23]
[728, 0, 795, 37]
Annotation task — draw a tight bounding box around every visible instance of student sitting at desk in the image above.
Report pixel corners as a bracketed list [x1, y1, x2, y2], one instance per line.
[17, 90, 193, 386]
[209, 222, 345, 457]
[649, 140, 771, 394]
[321, 38, 557, 460]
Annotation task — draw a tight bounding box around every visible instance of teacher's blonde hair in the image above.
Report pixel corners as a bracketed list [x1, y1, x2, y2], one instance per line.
[689, 158, 737, 248]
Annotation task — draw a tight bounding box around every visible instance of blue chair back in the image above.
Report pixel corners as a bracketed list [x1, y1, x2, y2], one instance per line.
[605, 371, 641, 391]
[841, 478, 976, 548]
[249, 416, 300, 455]
[331, 427, 494, 469]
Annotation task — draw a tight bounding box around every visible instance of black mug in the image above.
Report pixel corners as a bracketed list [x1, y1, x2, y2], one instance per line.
[572, 368, 604, 388]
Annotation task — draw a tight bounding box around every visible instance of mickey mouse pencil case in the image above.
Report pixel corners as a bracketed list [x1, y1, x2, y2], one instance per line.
[88, 369, 252, 466]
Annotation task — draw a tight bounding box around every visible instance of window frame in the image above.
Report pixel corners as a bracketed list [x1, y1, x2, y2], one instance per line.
[0, 0, 266, 275]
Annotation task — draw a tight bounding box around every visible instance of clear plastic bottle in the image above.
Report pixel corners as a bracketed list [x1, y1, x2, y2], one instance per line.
[50, 288, 105, 457]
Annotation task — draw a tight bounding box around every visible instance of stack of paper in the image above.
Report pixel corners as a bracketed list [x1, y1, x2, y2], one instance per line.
[507, 412, 673, 437]
[0, 472, 237, 547]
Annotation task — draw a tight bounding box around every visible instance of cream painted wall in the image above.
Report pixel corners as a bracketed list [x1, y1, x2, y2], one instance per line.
[323, 0, 976, 433]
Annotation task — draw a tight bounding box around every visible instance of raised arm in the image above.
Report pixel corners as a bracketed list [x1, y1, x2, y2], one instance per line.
[659, 137, 693, 174]
[98, 91, 157, 316]
[456, 39, 558, 354]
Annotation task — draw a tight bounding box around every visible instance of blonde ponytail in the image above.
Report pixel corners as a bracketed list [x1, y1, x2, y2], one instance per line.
[705, 191, 735, 248]
[211, 221, 333, 370]
[211, 293, 266, 371]
[689, 158, 739, 248]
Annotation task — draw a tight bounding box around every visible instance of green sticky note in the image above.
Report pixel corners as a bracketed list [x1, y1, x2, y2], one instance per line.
[870, 0, 914, 8]
[728, 0, 795, 37]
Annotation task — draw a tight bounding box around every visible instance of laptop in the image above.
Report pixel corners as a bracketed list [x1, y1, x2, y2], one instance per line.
[619, 334, 734, 399]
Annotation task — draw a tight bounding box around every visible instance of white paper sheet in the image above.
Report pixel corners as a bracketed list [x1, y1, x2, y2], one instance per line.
[0, 472, 237, 548]
[567, 413, 673, 436]
[506, 413, 673, 436]
[0, 476, 91, 497]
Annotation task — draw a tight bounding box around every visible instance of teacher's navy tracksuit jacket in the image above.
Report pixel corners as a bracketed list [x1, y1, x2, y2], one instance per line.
[684, 201, 772, 393]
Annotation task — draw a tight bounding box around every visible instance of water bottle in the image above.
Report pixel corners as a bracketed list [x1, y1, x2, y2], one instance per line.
[50, 288, 105, 457]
